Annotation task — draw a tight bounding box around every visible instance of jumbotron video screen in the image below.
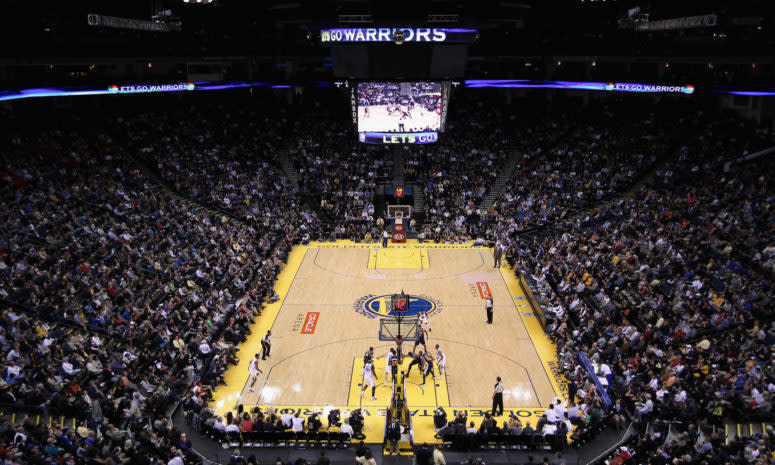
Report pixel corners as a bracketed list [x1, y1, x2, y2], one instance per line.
[357, 82, 442, 133]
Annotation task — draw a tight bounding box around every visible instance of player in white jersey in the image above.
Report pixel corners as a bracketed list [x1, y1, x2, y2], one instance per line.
[383, 349, 394, 386]
[247, 353, 263, 393]
[435, 344, 446, 374]
[418, 310, 431, 332]
[361, 360, 377, 401]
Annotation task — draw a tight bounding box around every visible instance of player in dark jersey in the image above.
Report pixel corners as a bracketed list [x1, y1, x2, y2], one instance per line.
[406, 351, 423, 377]
[364, 347, 377, 380]
[420, 351, 438, 387]
[413, 325, 428, 352]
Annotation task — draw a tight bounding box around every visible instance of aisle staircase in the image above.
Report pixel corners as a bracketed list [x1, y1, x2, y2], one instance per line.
[277, 150, 300, 188]
[479, 146, 522, 211]
[723, 420, 774, 444]
[392, 146, 405, 188]
[0, 409, 82, 431]
[411, 182, 425, 227]
[128, 154, 245, 226]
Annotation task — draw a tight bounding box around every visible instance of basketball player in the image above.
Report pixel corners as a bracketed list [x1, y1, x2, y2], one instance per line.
[406, 351, 422, 377]
[383, 348, 394, 387]
[435, 344, 446, 375]
[364, 347, 377, 379]
[418, 310, 431, 332]
[361, 359, 377, 401]
[413, 325, 429, 352]
[247, 353, 263, 393]
[420, 350, 439, 387]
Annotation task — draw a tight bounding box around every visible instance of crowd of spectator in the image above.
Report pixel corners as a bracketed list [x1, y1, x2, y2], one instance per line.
[1, 94, 774, 464]
[498, 113, 774, 462]
[0, 113, 303, 464]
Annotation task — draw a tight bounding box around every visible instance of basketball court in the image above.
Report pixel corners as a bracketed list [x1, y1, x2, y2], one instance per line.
[358, 105, 441, 133]
[211, 240, 567, 444]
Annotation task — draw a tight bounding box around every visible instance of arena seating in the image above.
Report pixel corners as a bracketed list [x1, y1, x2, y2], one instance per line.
[1, 100, 773, 464]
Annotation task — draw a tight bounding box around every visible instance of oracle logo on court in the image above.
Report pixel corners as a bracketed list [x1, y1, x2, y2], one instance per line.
[301, 312, 319, 334]
[476, 282, 492, 300]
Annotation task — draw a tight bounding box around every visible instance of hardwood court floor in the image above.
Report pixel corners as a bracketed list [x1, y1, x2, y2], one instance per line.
[212, 241, 565, 443]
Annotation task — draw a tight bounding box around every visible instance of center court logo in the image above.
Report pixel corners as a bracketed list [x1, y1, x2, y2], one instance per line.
[353, 294, 443, 319]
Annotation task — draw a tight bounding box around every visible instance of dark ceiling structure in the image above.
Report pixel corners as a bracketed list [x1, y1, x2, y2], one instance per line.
[0, 0, 772, 87]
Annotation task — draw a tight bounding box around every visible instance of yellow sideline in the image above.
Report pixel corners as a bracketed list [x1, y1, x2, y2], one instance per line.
[211, 245, 307, 414]
[500, 267, 569, 404]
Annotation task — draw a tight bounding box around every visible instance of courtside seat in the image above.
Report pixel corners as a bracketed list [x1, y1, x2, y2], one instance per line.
[529, 434, 544, 450]
[210, 428, 226, 444]
[293, 431, 308, 448]
[315, 431, 329, 447]
[276, 431, 292, 446]
[226, 431, 242, 447]
[241, 431, 260, 447]
[441, 432, 455, 448]
[332, 431, 351, 448]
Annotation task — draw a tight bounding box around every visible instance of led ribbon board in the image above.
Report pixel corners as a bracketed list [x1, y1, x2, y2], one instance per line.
[464, 80, 694, 94]
[0, 81, 330, 102]
[605, 82, 694, 94]
[320, 27, 477, 43]
[359, 132, 438, 144]
[108, 82, 195, 94]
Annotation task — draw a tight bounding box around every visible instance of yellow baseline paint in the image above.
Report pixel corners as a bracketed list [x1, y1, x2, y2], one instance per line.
[420, 248, 430, 269]
[500, 267, 569, 404]
[308, 239, 478, 249]
[367, 249, 378, 268]
[212, 245, 308, 416]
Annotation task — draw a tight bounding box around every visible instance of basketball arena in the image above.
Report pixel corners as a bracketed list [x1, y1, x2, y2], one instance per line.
[1, 2, 774, 465]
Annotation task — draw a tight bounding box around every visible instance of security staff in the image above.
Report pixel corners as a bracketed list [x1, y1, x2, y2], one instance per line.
[493, 242, 503, 268]
[492, 376, 504, 416]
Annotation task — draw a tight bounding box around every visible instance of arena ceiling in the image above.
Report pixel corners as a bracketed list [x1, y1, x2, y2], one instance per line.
[0, 0, 771, 57]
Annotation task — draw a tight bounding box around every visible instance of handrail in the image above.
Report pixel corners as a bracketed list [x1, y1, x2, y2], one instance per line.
[737, 144, 775, 162]
[584, 421, 634, 465]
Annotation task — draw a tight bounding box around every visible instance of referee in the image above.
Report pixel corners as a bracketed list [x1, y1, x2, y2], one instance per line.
[485, 296, 494, 324]
[261, 330, 272, 360]
[492, 376, 504, 416]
